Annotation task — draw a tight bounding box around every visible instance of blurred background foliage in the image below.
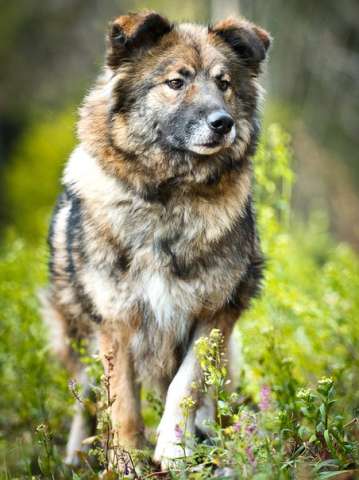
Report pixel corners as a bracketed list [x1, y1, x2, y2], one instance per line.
[0, 0, 358, 477]
[1, 0, 358, 246]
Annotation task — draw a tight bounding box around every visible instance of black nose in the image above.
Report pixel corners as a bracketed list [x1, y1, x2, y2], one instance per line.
[207, 111, 234, 135]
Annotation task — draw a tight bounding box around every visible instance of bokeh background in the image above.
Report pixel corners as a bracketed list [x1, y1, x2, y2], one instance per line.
[1, 0, 359, 245]
[0, 1, 358, 478]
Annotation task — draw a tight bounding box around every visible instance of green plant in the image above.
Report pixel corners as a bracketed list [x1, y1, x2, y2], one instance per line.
[0, 123, 358, 478]
[4, 108, 76, 240]
[168, 330, 358, 479]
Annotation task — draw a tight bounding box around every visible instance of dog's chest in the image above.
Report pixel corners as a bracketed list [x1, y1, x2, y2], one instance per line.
[122, 207, 211, 327]
[84, 199, 236, 331]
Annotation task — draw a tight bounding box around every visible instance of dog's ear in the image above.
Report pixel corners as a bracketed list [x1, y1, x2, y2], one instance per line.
[210, 18, 271, 69]
[107, 11, 173, 68]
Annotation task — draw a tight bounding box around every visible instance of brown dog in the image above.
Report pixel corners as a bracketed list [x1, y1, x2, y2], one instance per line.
[43, 11, 270, 469]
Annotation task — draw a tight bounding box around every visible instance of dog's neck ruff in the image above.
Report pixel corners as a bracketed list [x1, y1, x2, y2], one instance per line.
[64, 144, 252, 214]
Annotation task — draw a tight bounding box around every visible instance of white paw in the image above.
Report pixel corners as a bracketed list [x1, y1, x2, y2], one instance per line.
[65, 450, 81, 466]
[154, 436, 192, 471]
[153, 421, 194, 471]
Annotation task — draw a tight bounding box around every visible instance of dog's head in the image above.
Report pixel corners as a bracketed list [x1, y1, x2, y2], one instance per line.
[80, 12, 271, 188]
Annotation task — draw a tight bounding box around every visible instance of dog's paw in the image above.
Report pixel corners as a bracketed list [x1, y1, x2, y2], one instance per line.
[64, 450, 81, 467]
[153, 433, 192, 471]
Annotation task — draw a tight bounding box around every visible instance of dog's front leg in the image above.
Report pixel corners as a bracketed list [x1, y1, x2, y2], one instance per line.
[154, 313, 237, 470]
[99, 328, 144, 453]
[153, 321, 219, 469]
[153, 341, 200, 468]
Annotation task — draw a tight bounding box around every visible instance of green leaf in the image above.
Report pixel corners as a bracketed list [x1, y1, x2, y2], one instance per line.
[319, 403, 327, 420]
[319, 471, 354, 479]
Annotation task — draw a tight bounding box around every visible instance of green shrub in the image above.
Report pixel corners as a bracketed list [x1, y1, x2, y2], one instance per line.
[0, 124, 358, 478]
[4, 108, 76, 240]
[0, 232, 70, 477]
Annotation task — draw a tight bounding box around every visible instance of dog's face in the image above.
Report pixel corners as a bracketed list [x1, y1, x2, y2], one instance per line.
[143, 41, 237, 156]
[81, 12, 271, 188]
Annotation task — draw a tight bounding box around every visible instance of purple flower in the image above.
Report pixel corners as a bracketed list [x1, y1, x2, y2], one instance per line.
[245, 446, 257, 468]
[245, 423, 256, 435]
[174, 424, 183, 440]
[233, 421, 241, 432]
[259, 385, 271, 411]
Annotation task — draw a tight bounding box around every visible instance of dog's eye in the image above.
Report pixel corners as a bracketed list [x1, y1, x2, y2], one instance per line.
[166, 78, 185, 90]
[218, 79, 230, 92]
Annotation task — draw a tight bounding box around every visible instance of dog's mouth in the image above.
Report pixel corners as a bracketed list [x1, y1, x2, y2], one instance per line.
[189, 142, 225, 155]
[188, 125, 237, 156]
[162, 123, 236, 156]
[195, 140, 221, 148]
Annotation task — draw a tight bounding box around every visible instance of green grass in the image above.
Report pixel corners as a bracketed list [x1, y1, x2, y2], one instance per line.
[0, 124, 358, 478]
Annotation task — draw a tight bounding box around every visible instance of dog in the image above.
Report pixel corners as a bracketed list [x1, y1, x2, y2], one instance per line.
[43, 11, 270, 469]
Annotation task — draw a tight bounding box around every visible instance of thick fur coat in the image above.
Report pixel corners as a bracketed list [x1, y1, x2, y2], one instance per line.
[43, 11, 270, 469]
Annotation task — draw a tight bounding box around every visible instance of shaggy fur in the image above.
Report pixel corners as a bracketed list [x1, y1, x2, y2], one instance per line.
[43, 11, 270, 469]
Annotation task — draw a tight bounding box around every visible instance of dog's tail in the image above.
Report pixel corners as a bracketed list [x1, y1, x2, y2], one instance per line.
[38, 287, 79, 374]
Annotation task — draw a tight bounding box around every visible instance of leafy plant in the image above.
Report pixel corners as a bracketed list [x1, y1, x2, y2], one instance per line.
[0, 124, 358, 478]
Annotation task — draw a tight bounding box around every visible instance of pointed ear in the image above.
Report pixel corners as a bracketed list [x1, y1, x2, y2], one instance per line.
[107, 11, 173, 68]
[210, 18, 271, 69]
